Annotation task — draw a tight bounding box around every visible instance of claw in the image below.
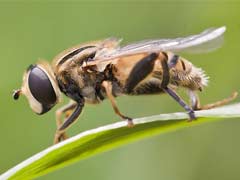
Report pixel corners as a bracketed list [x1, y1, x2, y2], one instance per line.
[54, 130, 68, 144]
[127, 118, 134, 127]
[122, 116, 134, 127]
[187, 111, 197, 122]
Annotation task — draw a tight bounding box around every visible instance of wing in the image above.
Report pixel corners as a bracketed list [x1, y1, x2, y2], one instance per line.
[90, 26, 226, 65]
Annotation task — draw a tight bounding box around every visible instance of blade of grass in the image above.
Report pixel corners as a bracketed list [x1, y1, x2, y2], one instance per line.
[1, 103, 240, 180]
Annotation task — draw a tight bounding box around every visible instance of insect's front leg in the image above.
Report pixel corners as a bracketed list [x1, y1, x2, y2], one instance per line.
[54, 99, 84, 144]
[55, 101, 77, 143]
[188, 90, 238, 110]
[101, 81, 133, 127]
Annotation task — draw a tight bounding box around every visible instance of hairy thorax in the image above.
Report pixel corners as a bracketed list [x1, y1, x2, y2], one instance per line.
[55, 64, 104, 104]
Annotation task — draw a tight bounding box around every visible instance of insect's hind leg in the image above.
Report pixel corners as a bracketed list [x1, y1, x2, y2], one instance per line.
[123, 52, 196, 120]
[163, 87, 196, 120]
[188, 90, 238, 110]
[160, 55, 196, 120]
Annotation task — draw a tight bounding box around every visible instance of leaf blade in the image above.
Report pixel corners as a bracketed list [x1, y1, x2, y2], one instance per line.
[1, 103, 240, 180]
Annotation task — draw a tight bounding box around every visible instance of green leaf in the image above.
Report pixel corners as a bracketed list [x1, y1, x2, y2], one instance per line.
[1, 103, 240, 180]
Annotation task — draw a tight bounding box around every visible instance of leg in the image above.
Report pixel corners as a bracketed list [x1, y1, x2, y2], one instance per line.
[121, 52, 195, 120]
[188, 90, 238, 110]
[124, 52, 195, 120]
[54, 99, 84, 144]
[160, 53, 170, 88]
[55, 101, 77, 142]
[163, 87, 196, 120]
[102, 81, 133, 127]
[157, 53, 180, 88]
[160, 55, 196, 120]
[188, 90, 201, 110]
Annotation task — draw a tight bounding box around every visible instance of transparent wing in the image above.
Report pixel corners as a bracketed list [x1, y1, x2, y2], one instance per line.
[93, 26, 226, 63]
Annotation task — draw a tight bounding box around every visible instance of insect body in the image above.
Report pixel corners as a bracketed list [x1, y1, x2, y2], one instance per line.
[13, 26, 237, 143]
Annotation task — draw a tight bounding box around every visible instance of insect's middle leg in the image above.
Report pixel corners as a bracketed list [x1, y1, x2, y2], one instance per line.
[101, 81, 133, 127]
[55, 101, 77, 143]
[188, 90, 238, 110]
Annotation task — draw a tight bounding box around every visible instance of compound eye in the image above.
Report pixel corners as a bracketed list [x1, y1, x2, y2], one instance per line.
[28, 66, 57, 113]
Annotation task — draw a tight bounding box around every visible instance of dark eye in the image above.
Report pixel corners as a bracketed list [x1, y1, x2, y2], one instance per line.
[28, 65, 57, 111]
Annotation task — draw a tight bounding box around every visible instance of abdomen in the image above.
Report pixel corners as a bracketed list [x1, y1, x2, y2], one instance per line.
[111, 52, 208, 95]
[166, 52, 208, 91]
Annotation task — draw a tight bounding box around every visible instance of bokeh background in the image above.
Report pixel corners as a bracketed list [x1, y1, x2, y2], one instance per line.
[1, 1, 240, 180]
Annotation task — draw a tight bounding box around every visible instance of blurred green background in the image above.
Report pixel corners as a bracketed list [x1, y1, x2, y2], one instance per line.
[1, 1, 240, 180]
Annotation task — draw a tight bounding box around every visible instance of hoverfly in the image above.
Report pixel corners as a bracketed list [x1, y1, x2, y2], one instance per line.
[13, 26, 237, 144]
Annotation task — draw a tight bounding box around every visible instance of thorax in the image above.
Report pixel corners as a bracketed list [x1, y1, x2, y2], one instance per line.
[55, 64, 105, 104]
